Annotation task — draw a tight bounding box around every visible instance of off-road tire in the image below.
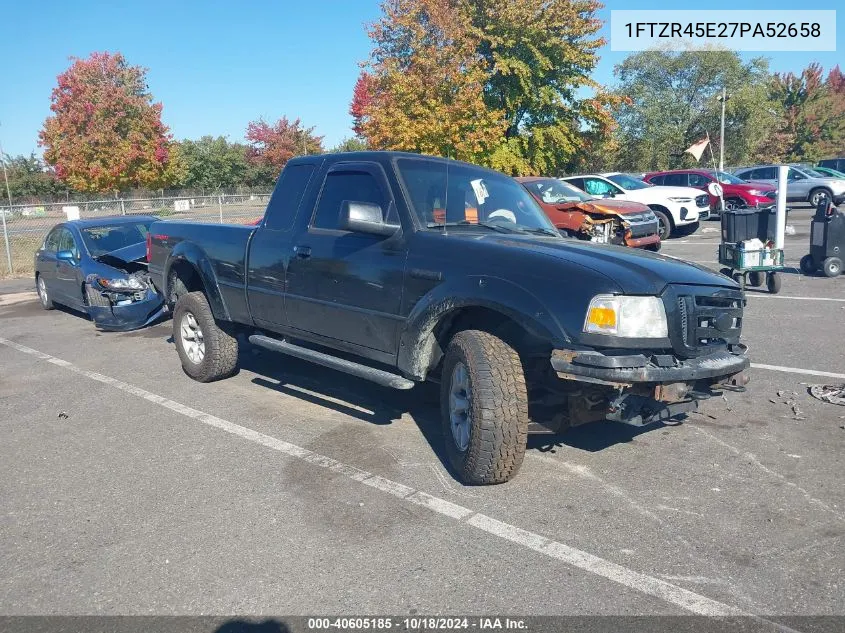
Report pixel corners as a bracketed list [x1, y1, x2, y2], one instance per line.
[440, 329, 529, 485]
[173, 291, 239, 382]
[36, 275, 54, 310]
[799, 255, 816, 275]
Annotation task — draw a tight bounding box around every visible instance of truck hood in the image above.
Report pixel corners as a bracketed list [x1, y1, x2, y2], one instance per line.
[475, 233, 735, 294]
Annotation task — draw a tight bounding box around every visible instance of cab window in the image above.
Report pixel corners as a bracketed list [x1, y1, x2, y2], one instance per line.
[312, 171, 388, 231]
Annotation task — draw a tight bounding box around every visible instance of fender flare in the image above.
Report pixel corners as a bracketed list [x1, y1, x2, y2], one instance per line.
[397, 275, 569, 380]
[163, 242, 230, 321]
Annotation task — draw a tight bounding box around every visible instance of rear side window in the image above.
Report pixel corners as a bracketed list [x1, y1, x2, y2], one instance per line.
[312, 171, 387, 230]
[264, 164, 316, 231]
[663, 173, 688, 186]
[565, 177, 585, 191]
[648, 175, 665, 185]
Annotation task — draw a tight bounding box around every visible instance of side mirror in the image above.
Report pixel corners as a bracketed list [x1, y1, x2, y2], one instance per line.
[56, 250, 76, 263]
[339, 200, 399, 237]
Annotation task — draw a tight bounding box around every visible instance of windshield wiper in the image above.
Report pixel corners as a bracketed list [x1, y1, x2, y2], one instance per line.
[522, 227, 560, 237]
[426, 221, 524, 234]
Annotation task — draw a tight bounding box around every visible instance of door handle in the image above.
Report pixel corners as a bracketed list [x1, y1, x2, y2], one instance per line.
[293, 245, 311, 259]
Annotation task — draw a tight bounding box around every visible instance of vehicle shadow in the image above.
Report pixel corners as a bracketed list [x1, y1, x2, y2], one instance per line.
[214, 619, 289, 633]
[237, 341, 670, 479]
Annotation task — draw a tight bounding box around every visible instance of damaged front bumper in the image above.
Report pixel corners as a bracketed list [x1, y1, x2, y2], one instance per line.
[548, 346, 750, 428]
[85, 283, 168, 332]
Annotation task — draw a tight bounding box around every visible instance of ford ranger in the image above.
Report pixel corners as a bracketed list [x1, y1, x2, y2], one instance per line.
[148, 152, 749, 484]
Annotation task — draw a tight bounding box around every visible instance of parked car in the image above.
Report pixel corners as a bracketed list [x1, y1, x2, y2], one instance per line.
[812, 165, 845, 179]
[561, 172, 708, 239]
[148, 151, 749, 485]
[643, 169, 776, 212]
[34, 215, 166, 330]
[731, 164, 845, 207]
[818, 158, 845, 172]
[516, 176, 661, 250]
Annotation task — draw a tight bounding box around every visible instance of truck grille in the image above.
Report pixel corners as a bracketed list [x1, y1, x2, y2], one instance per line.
[665, 286, 743, 357]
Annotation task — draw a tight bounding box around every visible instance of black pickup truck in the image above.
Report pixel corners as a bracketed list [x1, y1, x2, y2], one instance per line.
[148, 151, 749, 484]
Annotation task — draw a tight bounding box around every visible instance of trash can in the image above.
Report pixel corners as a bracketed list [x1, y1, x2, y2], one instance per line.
[756, 207, 778, 242]
[804, 203, 845, 277]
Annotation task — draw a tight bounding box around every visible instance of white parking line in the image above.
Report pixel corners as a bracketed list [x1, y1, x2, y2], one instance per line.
[0, 335, 748, 618]
[751, 363, 845, 380]
[747, 294, 845, 303]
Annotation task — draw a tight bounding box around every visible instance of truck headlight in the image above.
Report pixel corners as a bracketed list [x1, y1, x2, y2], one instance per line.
[97, 277, 147, 292]
[584, 295, 668, 338]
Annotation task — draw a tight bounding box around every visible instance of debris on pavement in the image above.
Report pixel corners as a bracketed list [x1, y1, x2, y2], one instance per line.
[57, 411, 68, 419]
[808, 383, 845, 406]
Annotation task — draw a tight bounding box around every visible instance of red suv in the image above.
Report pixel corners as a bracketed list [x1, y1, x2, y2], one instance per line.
[643, 169, 776, 212]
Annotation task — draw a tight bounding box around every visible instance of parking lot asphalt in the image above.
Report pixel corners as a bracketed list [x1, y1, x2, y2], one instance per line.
[1, 207, 843, 620]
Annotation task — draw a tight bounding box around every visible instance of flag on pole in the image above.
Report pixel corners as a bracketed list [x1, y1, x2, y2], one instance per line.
[684, 135, 710, 162]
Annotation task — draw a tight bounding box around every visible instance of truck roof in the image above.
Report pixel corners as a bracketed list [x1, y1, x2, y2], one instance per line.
[286, 150, 510, 177]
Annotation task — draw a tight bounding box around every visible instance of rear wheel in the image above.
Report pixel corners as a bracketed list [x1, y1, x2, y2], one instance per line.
[173, 291, 239, 382]
[809, 188, 832, 208]
[37, 275, 54, 310]
[747, 271, 764, 287]
[799, 255, 816, 275]
[767, 272, 782, 293]
[440, 330, 528, 485]
[822, 257, 842, 278]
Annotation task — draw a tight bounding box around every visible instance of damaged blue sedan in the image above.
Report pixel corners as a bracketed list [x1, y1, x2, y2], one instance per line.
[34, 215, 167, 331]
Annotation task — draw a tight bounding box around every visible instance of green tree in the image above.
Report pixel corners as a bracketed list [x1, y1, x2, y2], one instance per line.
[177, 136, 250, 190]
[0, 153, 68, 200]
[611, 48, 779, 171]
[466, 0, 618, 175]
[39, 51, 177, 193]
[329, 137, 369, 153]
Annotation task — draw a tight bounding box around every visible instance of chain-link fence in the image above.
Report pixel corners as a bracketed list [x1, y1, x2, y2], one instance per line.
[0, 192, 272, 277]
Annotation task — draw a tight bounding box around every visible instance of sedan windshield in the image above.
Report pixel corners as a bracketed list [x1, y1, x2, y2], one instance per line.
[606, 173, 652, 190]
[80, 222, 152, 257]
[521, 178, 593, 203]
[396, 158, 558, 234]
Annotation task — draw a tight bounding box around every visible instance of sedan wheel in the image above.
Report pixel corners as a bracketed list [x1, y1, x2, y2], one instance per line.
[179, 311, 206, 364]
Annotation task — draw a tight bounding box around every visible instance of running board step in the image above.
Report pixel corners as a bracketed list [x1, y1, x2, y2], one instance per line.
[248, 335, 416, 390]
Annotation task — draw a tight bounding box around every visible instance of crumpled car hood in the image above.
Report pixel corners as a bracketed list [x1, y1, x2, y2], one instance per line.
[554, 199, 651, 217]
[93, 242, 147, 267]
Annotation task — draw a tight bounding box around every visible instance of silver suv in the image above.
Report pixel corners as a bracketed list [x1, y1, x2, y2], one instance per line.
[732, 164, 845, 207]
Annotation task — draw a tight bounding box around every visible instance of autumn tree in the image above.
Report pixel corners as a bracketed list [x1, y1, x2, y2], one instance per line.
[245, 116, 323, 180]
[767, 64, 845, 162]
[360, 0, 505, 163]
[39, 52, 176, 193]
[349, 71, 375, 138]
[610, 48, 780, 172]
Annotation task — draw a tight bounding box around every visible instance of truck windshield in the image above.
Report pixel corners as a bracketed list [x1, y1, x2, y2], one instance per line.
[395, 158, 558, 234]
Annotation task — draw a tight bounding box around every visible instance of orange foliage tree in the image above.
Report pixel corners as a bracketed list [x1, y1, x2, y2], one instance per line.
[39, 52, 176, 193]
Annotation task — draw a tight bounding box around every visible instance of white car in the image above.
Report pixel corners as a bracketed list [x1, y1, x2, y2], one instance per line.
[562, 172, 710, 239]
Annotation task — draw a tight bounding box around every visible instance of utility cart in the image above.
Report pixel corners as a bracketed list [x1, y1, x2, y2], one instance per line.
[719, 205, 785, 293]
[799, 200, 844, 278]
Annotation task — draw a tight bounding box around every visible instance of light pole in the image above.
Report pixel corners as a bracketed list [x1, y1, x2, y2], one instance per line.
[717, 87, 730, 172]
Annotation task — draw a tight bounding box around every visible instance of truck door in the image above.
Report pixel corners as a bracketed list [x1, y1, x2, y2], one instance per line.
[285, 162, 406, 354]
[246, 163, 317, 330]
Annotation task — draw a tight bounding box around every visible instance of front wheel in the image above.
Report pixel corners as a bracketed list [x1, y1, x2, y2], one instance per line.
[652, 209, 672, 240]
[799, 255, 816, 275]
[822, 257, 842, 278]
[440, 330, 529, 485]
[173, 291, 239, 382]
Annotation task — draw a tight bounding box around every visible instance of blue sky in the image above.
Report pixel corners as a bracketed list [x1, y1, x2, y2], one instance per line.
[1, 0, 841, 158]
